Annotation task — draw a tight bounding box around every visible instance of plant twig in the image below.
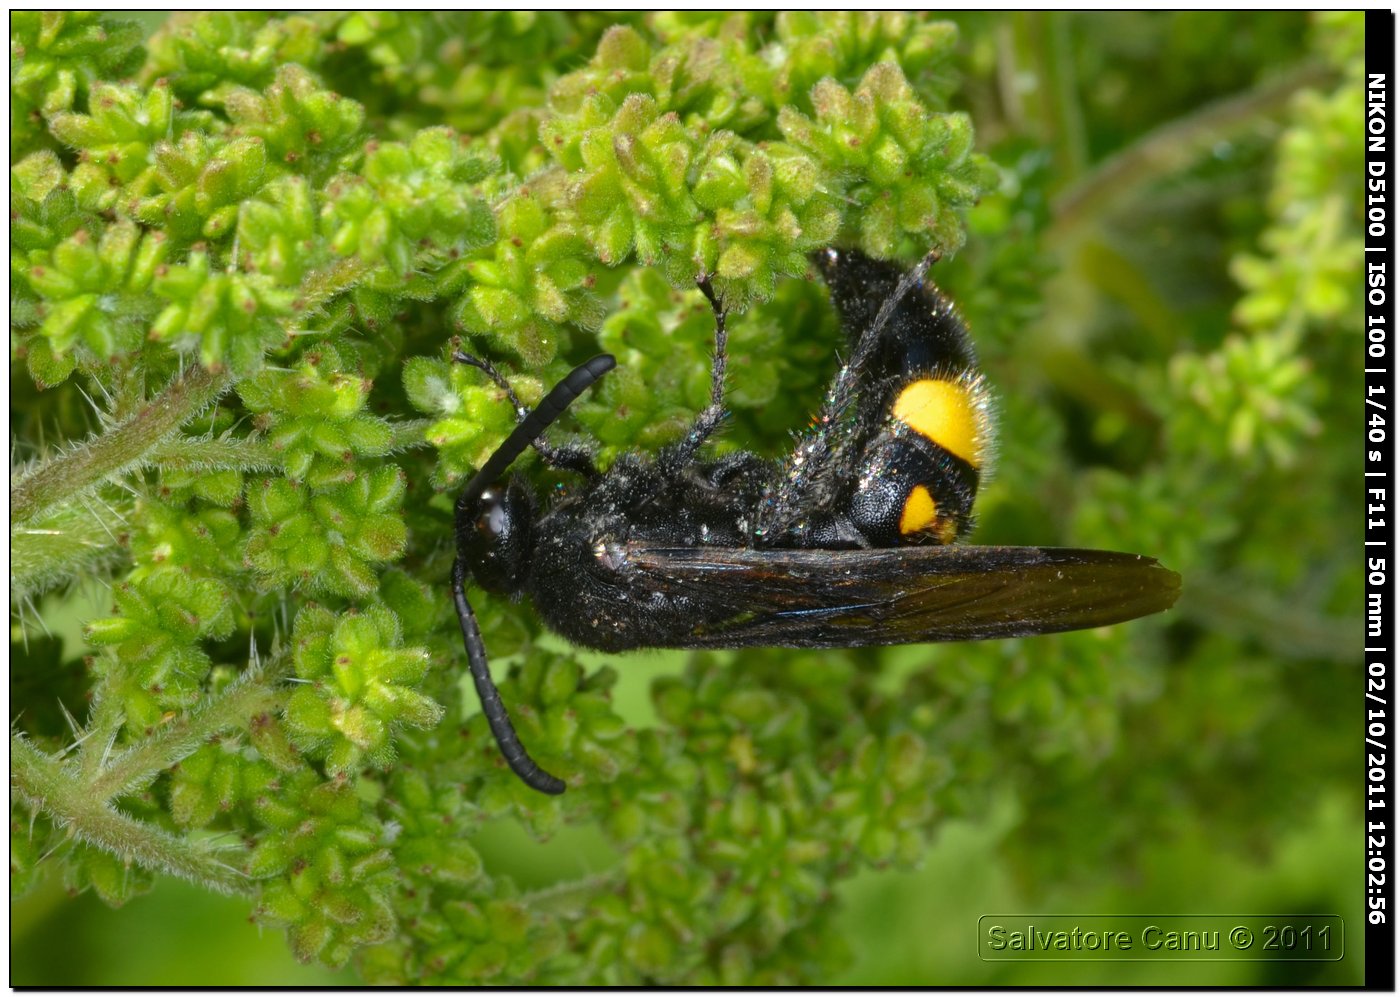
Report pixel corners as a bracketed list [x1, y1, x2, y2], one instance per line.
[1178, 574, 1355, 663]
[1043, 12, 1089, 182]
[1049, 61, 1334, 242]
[12, 735, 252, 895]
[142, 435, 281, 473]
[519, 871, 620, 914]
[88, 663, 287, 802]
[388, 418, 434, 453]
[10, 364, 232, 526]
[11, 498, 132, 602]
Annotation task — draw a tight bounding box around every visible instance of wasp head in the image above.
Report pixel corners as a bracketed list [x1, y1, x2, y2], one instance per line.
[459, 477, 536, 594]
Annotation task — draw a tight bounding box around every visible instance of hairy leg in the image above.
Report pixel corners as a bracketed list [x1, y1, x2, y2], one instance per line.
[452, 350, 599, 478]
[659, 277, 729, 474]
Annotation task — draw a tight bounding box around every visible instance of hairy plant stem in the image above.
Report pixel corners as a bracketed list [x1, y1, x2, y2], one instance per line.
[87, 662, 288, 801]
[298, 254, 372, 310]
[143, 435, 281, 472]
[12, 662, 290, 895]
[519, 872, 621, 914]
[389, 417, 434, 452]
[1040, 12, 1089, 182]
[12, 736, 252, 895]
[1179, 573, 1355, 663]
[11, 497, 132, 602]
[10, 364, 232, 526]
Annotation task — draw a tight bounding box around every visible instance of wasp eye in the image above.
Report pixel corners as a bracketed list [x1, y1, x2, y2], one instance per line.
[474, 488, 510, 537]
[476, 502, 506, 537]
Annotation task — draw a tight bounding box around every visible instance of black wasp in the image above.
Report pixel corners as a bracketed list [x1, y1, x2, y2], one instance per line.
[450, 248, 1180, 794]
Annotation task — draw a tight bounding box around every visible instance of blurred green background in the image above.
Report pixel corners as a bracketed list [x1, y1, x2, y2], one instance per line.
[11, 10, 1365, 986]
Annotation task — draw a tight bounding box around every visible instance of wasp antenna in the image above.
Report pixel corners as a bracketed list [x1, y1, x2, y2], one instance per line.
[452, 558, 566, 795]
[459, 354, 616, 506]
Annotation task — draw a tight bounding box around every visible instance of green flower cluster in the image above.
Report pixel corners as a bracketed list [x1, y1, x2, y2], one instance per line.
[84, 571, 235, 732]
[239, 342, 406, 595]
[282, 605, 441, 775]
[1160, 14, 1362, 478]
[140, 12, 326, 105]
[249, 770, 398, 966]
[13, 9, 990, 390]
[342, 649, 976, 985]
[322, 12, 620, 138]
[458, 656, 632, 826]
[10, 11, 143, 152]
[11, 39, 496, 377]
[243, 467, 406, 597]
[536, 23, 991, 306]
[959, 12, 1361, 898]
[14, 175, 168, 371]
[322, 127, 495, 285]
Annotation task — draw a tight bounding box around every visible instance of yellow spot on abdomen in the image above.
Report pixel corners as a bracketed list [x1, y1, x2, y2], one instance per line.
[899, 484, 938, 535]
[892, 378, 983, 466]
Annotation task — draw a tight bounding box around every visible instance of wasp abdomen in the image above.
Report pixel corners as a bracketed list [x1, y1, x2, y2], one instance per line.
[840, 361, 991, 548]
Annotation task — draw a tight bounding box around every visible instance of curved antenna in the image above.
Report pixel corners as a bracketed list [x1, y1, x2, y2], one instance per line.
[452, 558, 566, 794]
[457, 353, 616, 512]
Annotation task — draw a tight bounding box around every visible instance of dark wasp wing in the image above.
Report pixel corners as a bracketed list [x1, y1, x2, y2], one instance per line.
[621, 544, 1181, 649]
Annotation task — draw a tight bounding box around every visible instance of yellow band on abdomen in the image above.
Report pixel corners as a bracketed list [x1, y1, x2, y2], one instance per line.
[891, 378, 983, 466]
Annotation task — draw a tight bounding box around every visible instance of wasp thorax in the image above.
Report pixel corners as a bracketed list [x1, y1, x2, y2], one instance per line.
[461, 478, 536, 594]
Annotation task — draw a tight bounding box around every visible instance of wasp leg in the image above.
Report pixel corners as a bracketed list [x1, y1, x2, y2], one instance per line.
[452, 350, 599, 478]
[756, 250, 943, 540]
[701, 450, 770, 491]
[660, 277, 729, 473]
[451, 557, 566, 795]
